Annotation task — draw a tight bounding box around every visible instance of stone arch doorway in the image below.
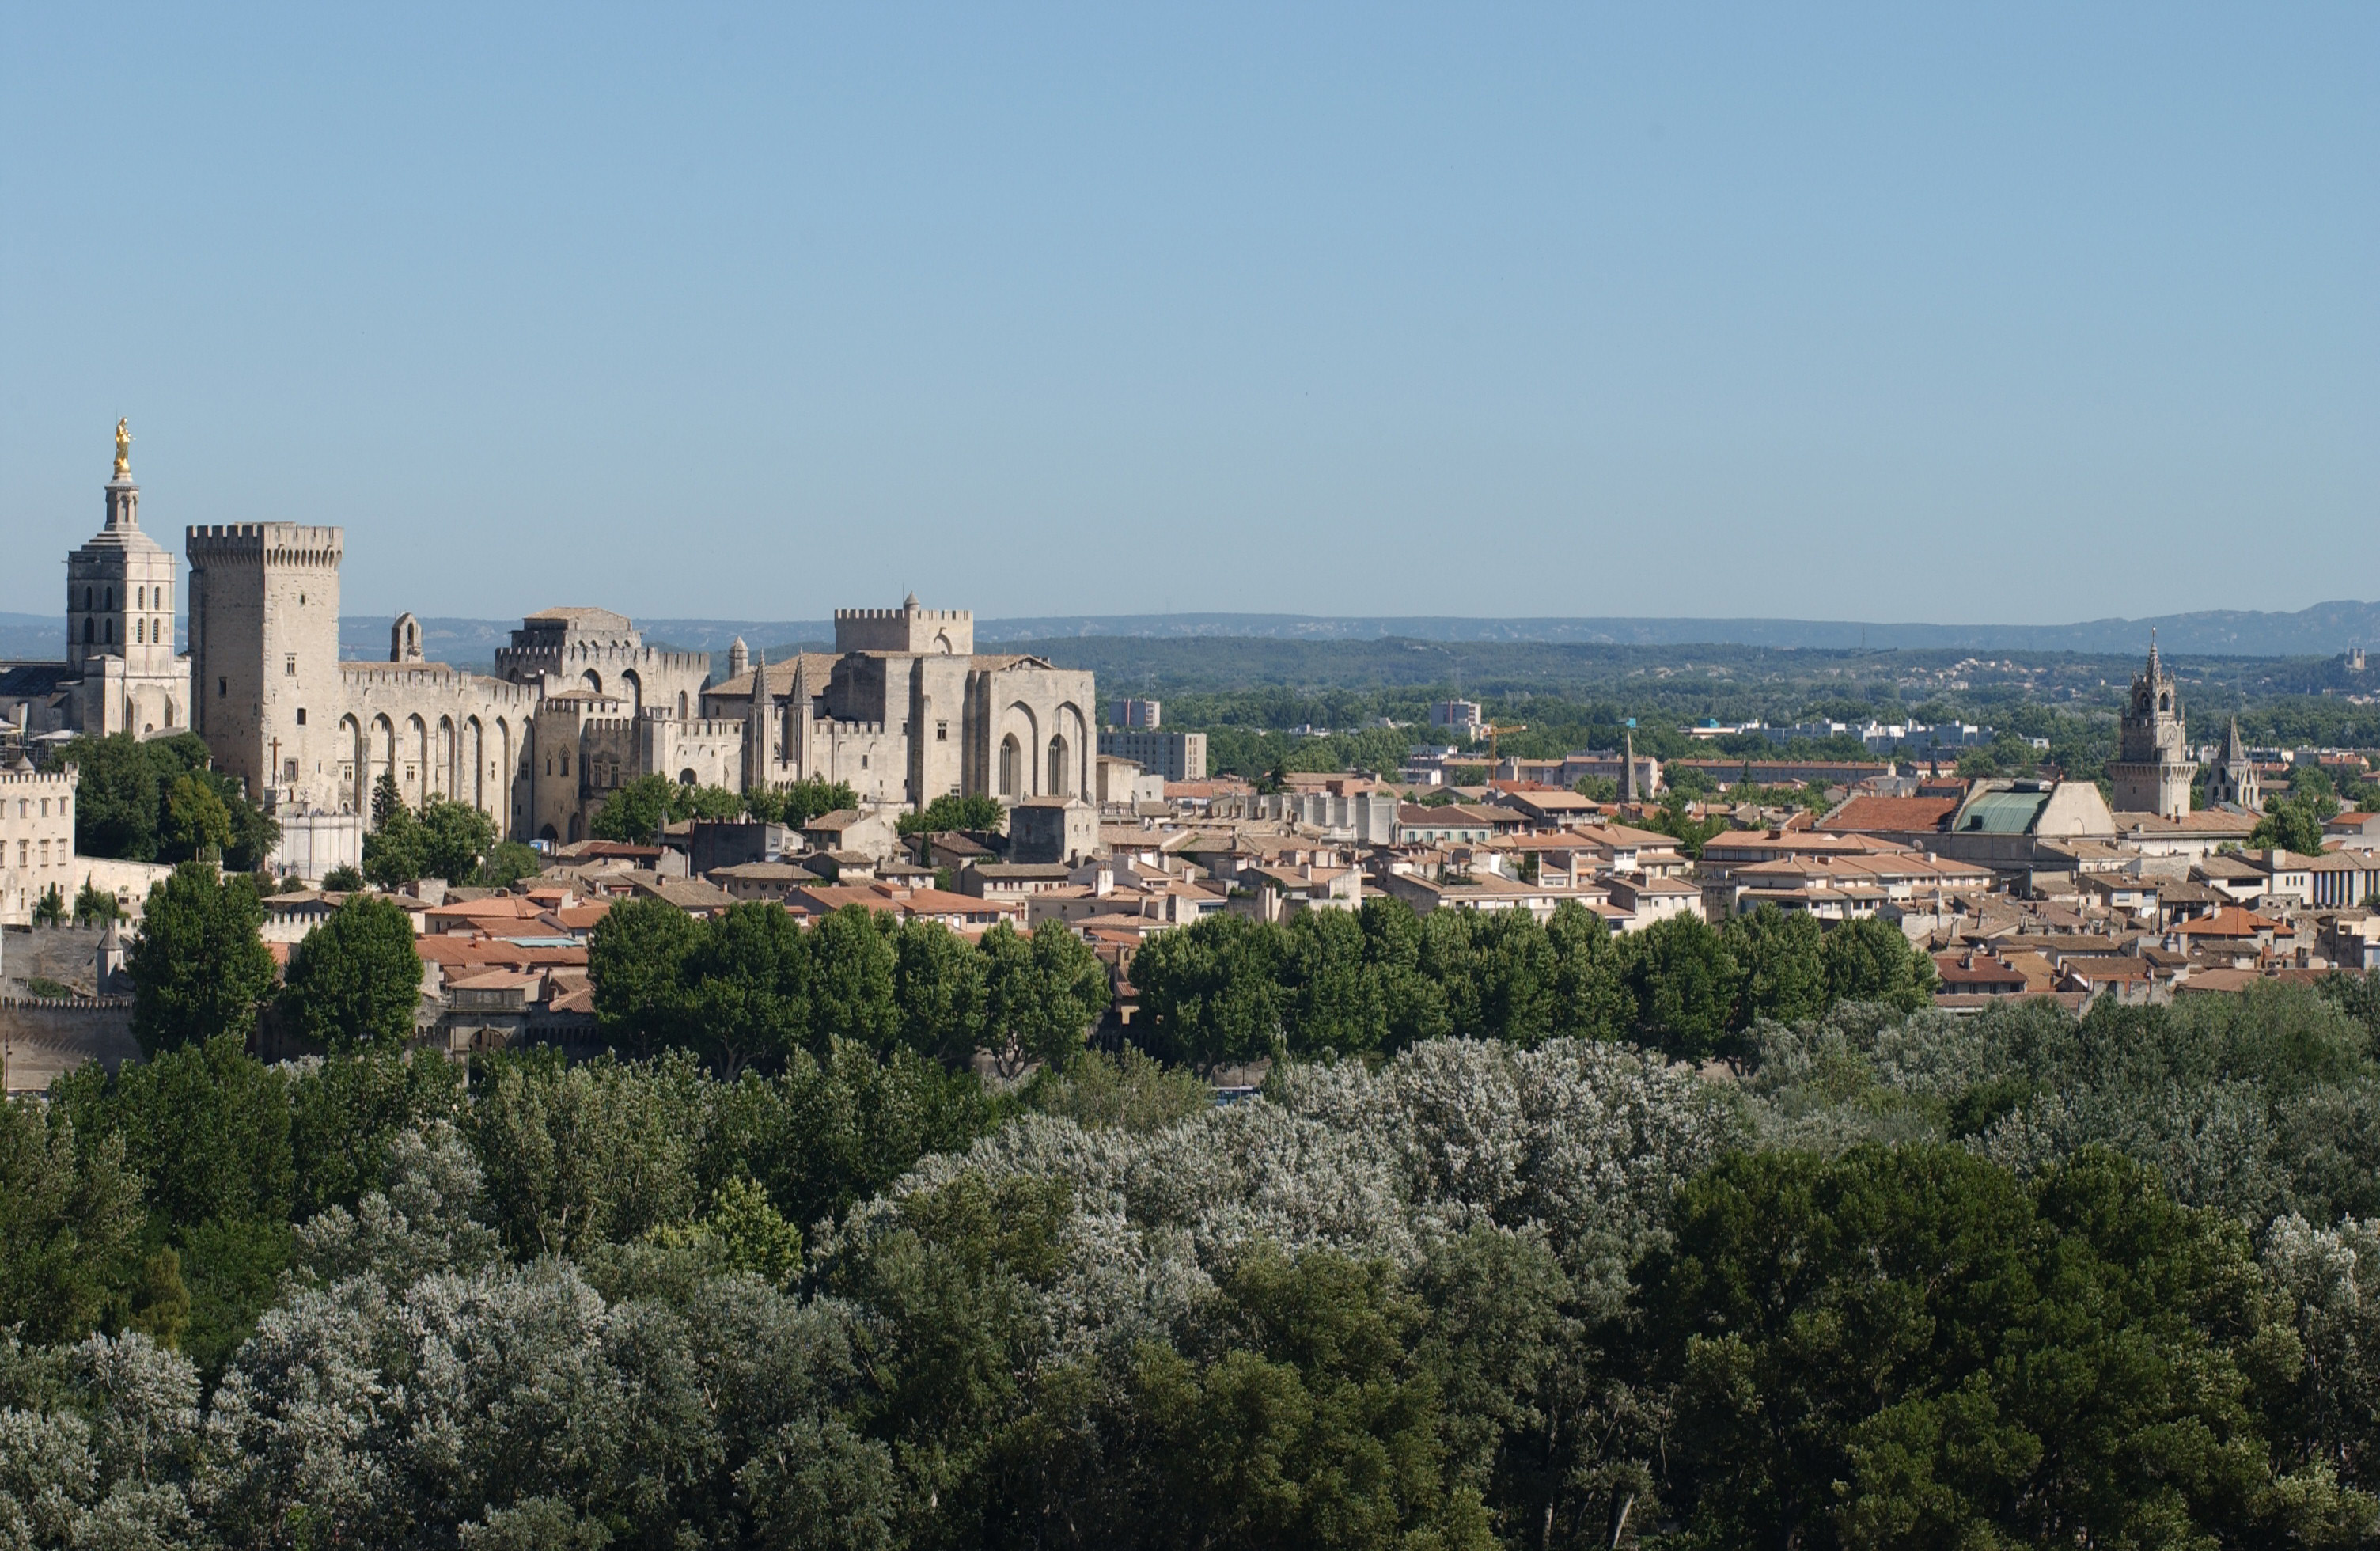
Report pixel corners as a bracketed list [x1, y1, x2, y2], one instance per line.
[371, 715, 397, 815]
[465, 717, 486, 812]
[679, 768, 698, 786]
[407, 715, 430, 808]
[340, 715, 364, 813]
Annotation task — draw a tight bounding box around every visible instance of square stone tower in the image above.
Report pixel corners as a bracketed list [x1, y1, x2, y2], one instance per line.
[186, 524, 344, 812]
[834, 593, 973, 655]
[2107, 639, 2194, 820]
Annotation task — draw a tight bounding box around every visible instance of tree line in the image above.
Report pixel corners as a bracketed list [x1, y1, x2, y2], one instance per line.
[1131, 901, 1935, 1071]
[4, 981, 2380, 1547]
[589, 898, 1111, 1079]
[586, 774, 862, 843]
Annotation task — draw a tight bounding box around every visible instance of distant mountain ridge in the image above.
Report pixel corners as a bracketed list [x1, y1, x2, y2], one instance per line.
[964, 602, 2380, 655]
[329, 601, 2378, 664]
[0, 600, 2371, 669]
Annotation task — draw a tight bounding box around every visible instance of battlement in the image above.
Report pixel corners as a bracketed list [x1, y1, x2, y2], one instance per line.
[0, 993, 131, 1013]
[494, 642, 710, 673]
[0, 765, 76, 789]
[337, 664, 541, 703]
[342, 662, 465, 686]
[832, 602, 975, 656]
[835, 607, 972, 623]
[185, 524, 344, 567]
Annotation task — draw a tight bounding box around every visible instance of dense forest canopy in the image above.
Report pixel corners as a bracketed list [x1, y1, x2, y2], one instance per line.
[6, 969, 2380, 1547]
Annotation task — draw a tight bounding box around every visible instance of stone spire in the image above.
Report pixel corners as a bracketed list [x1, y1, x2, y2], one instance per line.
[747, 648, 775, 785]
[1620, 730, 1638, 804]
[2207, 715, 2261, 812]
[727, 635, 749, 680]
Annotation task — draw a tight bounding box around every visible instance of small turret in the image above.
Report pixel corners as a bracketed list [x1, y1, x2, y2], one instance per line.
[727, 636, 749, 680]
[97, 912, 128, 991]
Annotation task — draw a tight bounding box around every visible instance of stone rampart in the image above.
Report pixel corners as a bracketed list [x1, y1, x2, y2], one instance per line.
[0, 994, 137, 1093]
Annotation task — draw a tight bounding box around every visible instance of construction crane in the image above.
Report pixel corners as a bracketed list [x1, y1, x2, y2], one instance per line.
[1481, 722, 1528, 771]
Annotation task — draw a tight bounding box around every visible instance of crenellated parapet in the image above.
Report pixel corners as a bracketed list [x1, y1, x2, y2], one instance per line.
[185, 524, 344, 569]
[833, 598, 975, 656]
[834, 607, 972, 623]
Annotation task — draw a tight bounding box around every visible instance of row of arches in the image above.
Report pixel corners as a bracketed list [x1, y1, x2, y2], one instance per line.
[994, 701, 1088, 800]
[574, 667, 680, 718]
[339, 710, 517, 823]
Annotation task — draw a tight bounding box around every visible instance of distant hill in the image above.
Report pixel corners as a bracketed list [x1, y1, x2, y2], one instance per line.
[963, 602, 2380, 656]
[2, 599, 2371, 671]
[325, 601, 2376, 666]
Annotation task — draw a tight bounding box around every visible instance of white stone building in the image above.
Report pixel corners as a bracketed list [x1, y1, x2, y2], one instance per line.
[0, 761, 78, 924]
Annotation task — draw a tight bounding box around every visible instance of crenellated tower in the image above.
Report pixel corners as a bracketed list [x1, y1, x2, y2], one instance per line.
[186, 522, 344, 811]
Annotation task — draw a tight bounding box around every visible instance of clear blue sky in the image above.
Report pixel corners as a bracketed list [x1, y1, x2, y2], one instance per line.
[4, 4, 2373, 624]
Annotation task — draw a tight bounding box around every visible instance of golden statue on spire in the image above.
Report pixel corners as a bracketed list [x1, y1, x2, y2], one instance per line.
[113, 419, 131, 480]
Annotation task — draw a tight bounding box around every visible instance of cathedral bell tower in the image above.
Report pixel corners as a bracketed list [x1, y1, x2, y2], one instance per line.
[2107, 635, 2194, 820]
[66, 419, 185, 734]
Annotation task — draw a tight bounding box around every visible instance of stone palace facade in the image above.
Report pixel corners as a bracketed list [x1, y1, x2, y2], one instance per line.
[6, 429, 1097, 877]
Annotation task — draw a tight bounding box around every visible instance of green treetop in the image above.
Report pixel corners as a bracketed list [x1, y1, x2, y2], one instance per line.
[126, 862, 279, 1055]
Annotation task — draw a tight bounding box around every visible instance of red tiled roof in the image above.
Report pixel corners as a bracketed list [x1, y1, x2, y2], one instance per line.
[1819, 796, 1961, 833]
[415, 935, 589, 970]
[2170, 904, 2284, 939]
